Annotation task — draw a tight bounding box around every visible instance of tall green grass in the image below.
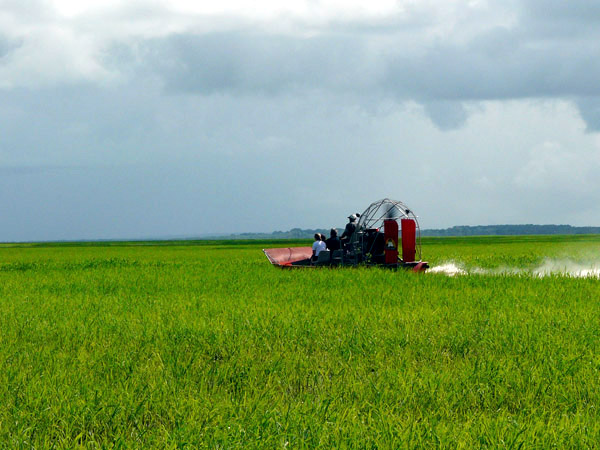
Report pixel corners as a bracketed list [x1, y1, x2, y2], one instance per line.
[0, 236, 599, 447]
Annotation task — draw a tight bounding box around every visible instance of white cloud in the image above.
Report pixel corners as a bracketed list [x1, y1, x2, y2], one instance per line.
[52, 0, 123, 18]
[514, 139, 600, 192]
[0, 27, 113, 87]
[514, 141, 570, 189]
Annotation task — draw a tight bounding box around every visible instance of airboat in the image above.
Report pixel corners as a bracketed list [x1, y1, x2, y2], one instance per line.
[263, 198, 429, 271]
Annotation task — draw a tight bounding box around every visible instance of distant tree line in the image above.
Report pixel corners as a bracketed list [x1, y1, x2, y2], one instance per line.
[422, 224, 600, 236]
[213, 224, 600, 240]
[220, 228, 337, 240]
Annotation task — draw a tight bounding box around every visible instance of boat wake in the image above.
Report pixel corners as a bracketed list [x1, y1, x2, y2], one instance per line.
[429, 259, 600, 278]
[428, 263, 467, 276]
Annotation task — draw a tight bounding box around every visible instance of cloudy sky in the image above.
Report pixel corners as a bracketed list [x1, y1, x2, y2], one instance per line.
[1, 0, 600, 241]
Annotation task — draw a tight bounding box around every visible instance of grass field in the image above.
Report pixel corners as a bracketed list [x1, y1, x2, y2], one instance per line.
[1, 235, 600, 448]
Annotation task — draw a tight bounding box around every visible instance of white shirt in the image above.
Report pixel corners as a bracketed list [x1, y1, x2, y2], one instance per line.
[312, 240, 327, 256]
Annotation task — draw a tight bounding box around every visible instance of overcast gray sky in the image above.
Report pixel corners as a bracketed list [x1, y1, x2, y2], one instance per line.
[1, 0, 600, 241]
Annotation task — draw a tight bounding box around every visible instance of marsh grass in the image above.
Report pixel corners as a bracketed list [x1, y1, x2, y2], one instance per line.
[0, 236, 600, 447]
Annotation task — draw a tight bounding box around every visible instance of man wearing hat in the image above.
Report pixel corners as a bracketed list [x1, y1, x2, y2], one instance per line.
[340, 213, 359, 247]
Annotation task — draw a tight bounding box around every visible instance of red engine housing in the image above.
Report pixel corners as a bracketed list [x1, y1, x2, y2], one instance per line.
[383, 219, 399, 264]
[401, 219, 416, 262]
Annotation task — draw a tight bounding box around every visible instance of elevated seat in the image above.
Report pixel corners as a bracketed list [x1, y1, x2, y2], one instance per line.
[331, 249, 343, 265]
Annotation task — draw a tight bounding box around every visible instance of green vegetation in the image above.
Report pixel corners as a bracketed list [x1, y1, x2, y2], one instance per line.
[1, 235, 600, 447]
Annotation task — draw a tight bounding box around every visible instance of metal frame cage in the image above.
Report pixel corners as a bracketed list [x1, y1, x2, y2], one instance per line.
[349, 198, 423, 263]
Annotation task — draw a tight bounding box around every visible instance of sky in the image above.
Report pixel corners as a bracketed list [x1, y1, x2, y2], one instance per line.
[1, 0, 600, 241]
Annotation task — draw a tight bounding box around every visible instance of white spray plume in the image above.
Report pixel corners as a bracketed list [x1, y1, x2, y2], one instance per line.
[428, 259, 600, 278]
[532, 259, 600, 278]
[427, 263, 467, 276]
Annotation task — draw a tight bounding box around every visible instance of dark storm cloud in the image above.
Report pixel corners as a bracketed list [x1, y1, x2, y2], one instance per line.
[0, 33, 22, 58]
[0, 37, 9, 58]
[575, 97, 600, 132]
[133, 2, 600, 131]
[422, 101, 468, 131]
[522, 0, 600, 25]
[385, 33, 600, 107]
[144, 32, 373, 96]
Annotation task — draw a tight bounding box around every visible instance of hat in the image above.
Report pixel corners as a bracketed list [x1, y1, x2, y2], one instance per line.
[348, 214, 357, 221]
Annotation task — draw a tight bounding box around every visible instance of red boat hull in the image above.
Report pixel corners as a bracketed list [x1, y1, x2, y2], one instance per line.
[263, 247, 313, 267]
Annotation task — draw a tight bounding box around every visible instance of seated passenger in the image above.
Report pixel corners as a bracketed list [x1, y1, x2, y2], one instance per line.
[325, 228, 341, 251]
[312, 233, 327, 261]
